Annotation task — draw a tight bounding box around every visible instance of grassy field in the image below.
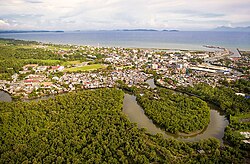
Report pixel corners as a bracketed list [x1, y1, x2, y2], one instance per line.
[46, 45, 71, 51]
[65, 60, 82, 65]
[64, 64, 107, 72]
[15, 45, 37, 49]
[2, 43, 71, 51]
[23, 59, 84, 66]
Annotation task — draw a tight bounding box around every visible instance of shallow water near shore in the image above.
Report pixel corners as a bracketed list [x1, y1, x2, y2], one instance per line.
[1, 31, 250, 51]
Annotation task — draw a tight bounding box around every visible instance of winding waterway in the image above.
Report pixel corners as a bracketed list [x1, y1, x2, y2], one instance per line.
[0, 85, 229, 143]
[123, 79, 229, 142]
[123, 94, 228, 142]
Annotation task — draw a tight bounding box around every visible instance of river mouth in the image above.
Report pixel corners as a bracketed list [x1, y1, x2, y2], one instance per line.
[122, 93, 229, 143]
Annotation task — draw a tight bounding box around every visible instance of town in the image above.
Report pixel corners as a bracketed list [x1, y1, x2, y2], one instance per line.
[0, 41, 248, 100]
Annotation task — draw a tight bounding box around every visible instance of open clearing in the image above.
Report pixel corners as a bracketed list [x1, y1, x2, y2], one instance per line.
[64, 64, 107, 72]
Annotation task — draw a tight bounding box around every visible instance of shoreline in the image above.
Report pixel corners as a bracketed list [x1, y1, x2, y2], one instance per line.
[1, 31, 250, 51]
[177, 127, 207, 137]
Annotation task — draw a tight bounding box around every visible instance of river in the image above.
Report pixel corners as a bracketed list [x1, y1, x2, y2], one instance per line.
[145, 78, 157, 89]
[0, 86, 229, 142]
[123, 94, 228, 142]
[122, 79, 229, 142]
[0, 90, 12, 102]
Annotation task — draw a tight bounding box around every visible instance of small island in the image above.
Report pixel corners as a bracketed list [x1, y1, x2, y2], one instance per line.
[0, 30, 64, 34]
[116, 29, 179, 32]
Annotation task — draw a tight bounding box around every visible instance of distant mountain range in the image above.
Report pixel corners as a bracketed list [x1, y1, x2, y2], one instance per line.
[116, 29, 179, 32]
[0, 29, 181, 33]
[213, 26, 250, 32]
[0, 30, 64, 34]
[1, 28, 250, 33]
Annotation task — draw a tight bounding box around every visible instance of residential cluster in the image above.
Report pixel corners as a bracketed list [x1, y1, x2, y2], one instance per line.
[0, 67, 149, 99]
[0, 43, 248, 99]
[240, 132, 250, 144]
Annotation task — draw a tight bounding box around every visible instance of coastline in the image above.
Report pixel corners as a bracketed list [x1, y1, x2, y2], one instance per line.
[1, 30, 250, 51]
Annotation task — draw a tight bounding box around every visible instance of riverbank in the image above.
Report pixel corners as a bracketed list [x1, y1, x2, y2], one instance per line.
[1, 87, 244, 163]
[177, 129, 206, 137]
[1, 87, 229, 143]
[123, 90, 228, 143]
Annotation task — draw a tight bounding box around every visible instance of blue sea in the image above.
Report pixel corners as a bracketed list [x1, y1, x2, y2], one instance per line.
[0, 31, 250, 51]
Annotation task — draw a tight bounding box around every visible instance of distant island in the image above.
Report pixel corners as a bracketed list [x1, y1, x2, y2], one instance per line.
[0, 30, 64, 34]
[162, 29, 179, 32]
[213, 26, 250, 32]
[116, 29, 179, 32]
[0, 29, 182, 33]
[116, 29, 158, 31]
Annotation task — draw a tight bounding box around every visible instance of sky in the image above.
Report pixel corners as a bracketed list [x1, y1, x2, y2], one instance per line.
[0, 0, 250, 31]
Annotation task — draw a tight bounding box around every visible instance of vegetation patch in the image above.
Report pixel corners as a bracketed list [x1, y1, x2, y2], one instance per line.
[46, 45, 71, 51]
[0, 88, 243, 163]
[181, 83, 250, 116]
[65, 60, 82, 65]
[0, 39, 102, 79]
[64, 64, 106, 72]
[23, 59, 63, 65]
[232, 113, 250, 123]
[181, 83, 250, 156]
[136, 88, 210, 134]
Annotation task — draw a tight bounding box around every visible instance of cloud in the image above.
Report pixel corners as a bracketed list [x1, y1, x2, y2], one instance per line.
[24, 0, 43, 3]
[0, 19, 10, 29]
[0, 0, 249, 30]
[169, 10, 225, 18]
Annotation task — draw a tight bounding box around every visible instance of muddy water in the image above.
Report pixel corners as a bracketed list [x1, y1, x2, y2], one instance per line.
[122, 93, 229, 142]
[145, 79, 156, 89]
[0, 91, 12, 102]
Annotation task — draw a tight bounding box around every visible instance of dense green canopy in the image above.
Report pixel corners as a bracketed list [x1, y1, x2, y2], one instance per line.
[181, 83, 250, 116]
[136, 88, 210, 134]
[0, 88, 243, 163]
